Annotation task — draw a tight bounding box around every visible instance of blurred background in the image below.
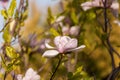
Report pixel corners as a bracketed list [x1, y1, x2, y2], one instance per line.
[0, 0, 120, 80]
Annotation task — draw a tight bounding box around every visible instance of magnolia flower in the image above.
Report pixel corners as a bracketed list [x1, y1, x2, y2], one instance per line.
[81, 0, 119, 17]
[17, 68, 40, 80]
[42, 36, 85, 57]
[81, 0, 119, 10]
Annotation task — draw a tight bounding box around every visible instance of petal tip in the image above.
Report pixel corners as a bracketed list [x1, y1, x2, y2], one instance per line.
[42, 50, 59, 58]
[80, 45, 86, 48]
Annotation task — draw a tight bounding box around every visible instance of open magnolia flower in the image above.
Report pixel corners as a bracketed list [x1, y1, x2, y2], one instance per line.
[17, 68, 40, 80]
[81, 0, 119, 17]
[42, 36, 85, 57]
[81, 0, 119, 15]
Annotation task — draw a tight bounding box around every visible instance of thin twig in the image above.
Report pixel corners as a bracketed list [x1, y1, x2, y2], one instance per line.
[50, 55, 62, 80]
[103, 0, 115, 70]
[107, 65, 120, 80]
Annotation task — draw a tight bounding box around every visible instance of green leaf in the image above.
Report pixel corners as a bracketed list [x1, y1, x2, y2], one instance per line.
[0, 10, 8, 19]
[6, 63, 13, 72]
[47, 7, 55, 24]
[74, 66, 83, 75]
[5, 46, 19, 59]
[7, 0, 16, 17]
[22, 9, 28, 21]
[1, 55, 7, 68]
[3, 26, 12, 43]
[50, 28, 60, 36]
[71, 9, 78, 24]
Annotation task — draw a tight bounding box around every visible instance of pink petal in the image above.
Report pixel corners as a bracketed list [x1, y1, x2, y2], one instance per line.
[42, 50, 59, 57]
[54, 36, 71, 53]
[65, 38, 78, 50]
[54, 36, 70, 47]
[67, 45, 86, 52]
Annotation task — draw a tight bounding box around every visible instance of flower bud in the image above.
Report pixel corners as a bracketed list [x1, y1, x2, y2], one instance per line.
[62, 26, 70, 35]
[70, 26, 80, 36]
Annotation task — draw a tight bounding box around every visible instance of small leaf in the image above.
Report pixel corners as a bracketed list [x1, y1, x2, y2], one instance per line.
[0, 10, 8, 19]
[74, 66, 83, 75]
[47, 7, 55, 24]
[7, 0, 16, 17]
[5, 46, 19, 59]
[71, 9, 78, 24]
[50, 28, 60, 36]
[6, 63, 13, 72]
[22, 9, 28, 21]
[3, 26, 12, 43]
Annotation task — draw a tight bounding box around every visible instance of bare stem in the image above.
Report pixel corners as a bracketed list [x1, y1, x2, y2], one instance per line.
[103, 0, 115, 70]
[50, 55, 62, 80]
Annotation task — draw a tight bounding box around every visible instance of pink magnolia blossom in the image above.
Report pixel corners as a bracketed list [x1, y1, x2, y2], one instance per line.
[42, 36, 85, 57]
[81, 0, 119, 11]
[17, 68, 40, 80]
[81, 0, 119, 17]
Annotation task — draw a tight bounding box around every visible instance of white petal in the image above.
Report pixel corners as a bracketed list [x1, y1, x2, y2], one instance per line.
[56, 16, 65, 22]
[114, 20, 120, 26]
[42, 50, 59, 57]
[67, 45, 85, 52]
[110, 2, 119, 18]
[54, 36, 61, 47]
[45, 42, 54, 49]
[111, 1, 119, 10]
[81, 1, 94, 11]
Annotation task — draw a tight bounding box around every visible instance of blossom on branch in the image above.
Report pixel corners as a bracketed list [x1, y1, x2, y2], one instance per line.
[17, 68, 40, 80]
[42, 36, 85, 57]
[81, 0, 119, 17]
[81, 0, 117, 10]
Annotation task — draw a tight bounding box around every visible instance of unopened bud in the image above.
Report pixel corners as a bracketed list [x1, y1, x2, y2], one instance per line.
[70, 26, 80, 36]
